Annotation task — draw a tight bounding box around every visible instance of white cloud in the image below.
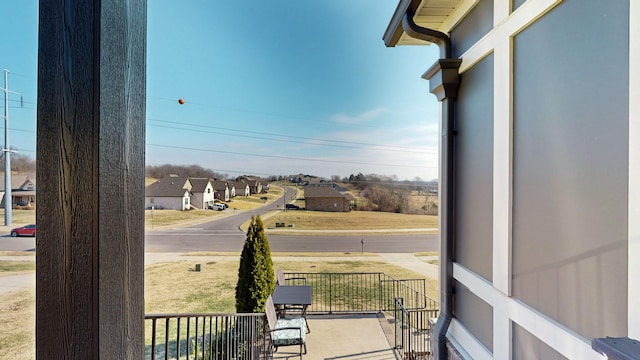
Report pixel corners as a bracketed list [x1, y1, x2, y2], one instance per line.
[331, 108, 387, 125]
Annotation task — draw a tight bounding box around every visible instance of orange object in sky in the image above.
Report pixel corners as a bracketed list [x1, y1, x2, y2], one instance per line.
[178, 98, 185, 104]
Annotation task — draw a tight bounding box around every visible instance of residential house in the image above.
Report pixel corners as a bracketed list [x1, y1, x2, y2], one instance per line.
[226, 181, 236, 198]
[289, 173, 321, 186]
[304, 186, 352, 212]
[210, 179, 230, 202]
[189, 177, 215, 209]
[384, 1, 637, 359]
[237, 176, 262, 194]
[258, 178, 270, 192]
[231, 180, 250, 197]
[144, 174, 191, 210]
[0, 174, 37, 207]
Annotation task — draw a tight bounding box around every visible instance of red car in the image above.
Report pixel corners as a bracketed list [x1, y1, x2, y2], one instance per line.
[10, 224, 36, 237]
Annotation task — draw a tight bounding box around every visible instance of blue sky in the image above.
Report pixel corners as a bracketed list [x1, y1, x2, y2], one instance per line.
[2, 1, 440, 181]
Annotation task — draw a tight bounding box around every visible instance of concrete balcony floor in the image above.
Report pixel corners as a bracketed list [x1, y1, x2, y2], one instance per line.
[271, 313, 399, 360]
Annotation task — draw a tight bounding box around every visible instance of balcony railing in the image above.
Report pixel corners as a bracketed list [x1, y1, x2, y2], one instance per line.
[145, 272, 439, 360]
[394, 297, 439, 360]
[282, 271, 429, 314]
[145, 313, 267, 360]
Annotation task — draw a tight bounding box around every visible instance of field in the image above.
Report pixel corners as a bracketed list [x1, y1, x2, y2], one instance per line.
[245, 210, 438, 234]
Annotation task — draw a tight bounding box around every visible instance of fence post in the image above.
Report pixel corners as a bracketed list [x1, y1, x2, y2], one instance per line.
[378, 274, 383, 312]
[329, 273, 333, 314]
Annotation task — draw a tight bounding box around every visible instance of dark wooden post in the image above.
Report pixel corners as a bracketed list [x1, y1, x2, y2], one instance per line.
[36, 1, 146, 358]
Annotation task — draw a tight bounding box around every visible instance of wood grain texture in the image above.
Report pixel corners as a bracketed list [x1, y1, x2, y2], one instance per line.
[36, 1, 146, 359]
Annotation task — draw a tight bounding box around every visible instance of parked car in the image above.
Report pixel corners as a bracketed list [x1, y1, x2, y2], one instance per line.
[11, 224, 36, 237]
[285, 204, 300, 210]
[208, 203, 225, 211]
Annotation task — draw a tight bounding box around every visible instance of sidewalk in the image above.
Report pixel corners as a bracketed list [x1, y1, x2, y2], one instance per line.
[377, 253, 438, 280]
[0, 273, 34, 295]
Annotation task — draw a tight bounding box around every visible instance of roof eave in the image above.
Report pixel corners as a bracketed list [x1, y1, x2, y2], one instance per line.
[383, 0, 417, 47]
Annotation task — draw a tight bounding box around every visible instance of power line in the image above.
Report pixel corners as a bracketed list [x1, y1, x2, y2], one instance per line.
[148, 96, 385, 130]
[147, 143, 436, 169]
[148, 122, 435, 155]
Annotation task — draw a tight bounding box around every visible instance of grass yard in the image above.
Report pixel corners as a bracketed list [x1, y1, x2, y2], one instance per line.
[145, 209, 225, 228]
[242, 210, 438, 232]
[0, 261, 35, 276]
[145, 258, 438, 314]
[1, 255, 437, 359]
[0, 209, 36, 227]
[0, 289, 35, 359]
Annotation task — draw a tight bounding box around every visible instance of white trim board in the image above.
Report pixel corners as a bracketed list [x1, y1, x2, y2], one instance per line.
[628, 0, 640, 340]
[447, 319, 493, 360]
[454, 263, 606, 360]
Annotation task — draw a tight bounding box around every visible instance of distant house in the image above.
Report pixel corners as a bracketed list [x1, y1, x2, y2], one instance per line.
[210, 179, 230, 202]
[230, 181, 250, 197]
[304, 186, 352, 212]
[288, 174, 304, 183]
[227, 181, 236, 198]
[237, 176, 262, 194]
[258, 178, 270, 192]
[144, 174, 191, 210]
[189, 178, 215, 209]
[289, 174, 322, 186]
[0, 174, 37, 207]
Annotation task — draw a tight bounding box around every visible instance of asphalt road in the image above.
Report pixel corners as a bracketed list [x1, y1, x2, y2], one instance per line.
[0, 186, 440, 253]
[145, 230, 438, 253]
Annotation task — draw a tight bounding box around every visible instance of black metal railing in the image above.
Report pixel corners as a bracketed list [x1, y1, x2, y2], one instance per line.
[145, 313, 266, 360]
[283, 272, 429, 314]
[145, 272, 438, 360]
[394, 297, 439, 360]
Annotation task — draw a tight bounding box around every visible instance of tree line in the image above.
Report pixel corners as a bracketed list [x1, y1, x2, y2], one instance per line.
[343, 172, 438, 215]
[0, 153, 37, 173]
[145, 164, 228, 180]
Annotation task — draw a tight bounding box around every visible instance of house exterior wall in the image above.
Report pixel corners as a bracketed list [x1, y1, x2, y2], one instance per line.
[191, 193, 203, 209]
[512, 322, 567, 360]
[511, 0, 628, 341]
[435, 0, 634, 359]
[454, 52, 494, 283]
[214, 188, 230, 201]
[305, 197, 349, 212]
[145, 195, 189, 210]
[451, 0, 493, 59]
[191, 183, 214, 209]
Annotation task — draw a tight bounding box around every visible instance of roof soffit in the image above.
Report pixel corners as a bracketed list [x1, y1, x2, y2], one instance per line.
[385, 0, 478, 46]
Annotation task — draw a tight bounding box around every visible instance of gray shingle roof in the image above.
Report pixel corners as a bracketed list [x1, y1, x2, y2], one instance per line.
[189, 178, 210, 193]
[210, 180, 229, 191]
[145, 175, 190, 197]
[304, 186, 347, 199]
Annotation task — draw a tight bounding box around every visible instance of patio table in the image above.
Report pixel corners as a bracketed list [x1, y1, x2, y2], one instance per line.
[272, 285, 312, 332]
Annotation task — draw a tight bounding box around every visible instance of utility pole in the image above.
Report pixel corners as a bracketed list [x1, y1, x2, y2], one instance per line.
[2, 69, 21, 226]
